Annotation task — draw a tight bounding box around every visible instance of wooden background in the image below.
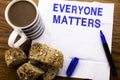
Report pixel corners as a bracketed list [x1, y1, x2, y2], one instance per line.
[0, 0, 120, 80]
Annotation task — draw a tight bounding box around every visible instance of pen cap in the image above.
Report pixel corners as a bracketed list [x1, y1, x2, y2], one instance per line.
[66, 57, 79, 77]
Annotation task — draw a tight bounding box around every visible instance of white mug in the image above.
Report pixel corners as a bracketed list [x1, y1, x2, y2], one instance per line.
[5, 0, 45, 48]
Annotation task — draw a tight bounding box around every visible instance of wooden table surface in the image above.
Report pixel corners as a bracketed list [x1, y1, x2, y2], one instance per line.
[0, 0, 120, 80]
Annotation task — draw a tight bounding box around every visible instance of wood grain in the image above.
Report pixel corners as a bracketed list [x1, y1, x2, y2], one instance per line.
[0, 0, 120, 80]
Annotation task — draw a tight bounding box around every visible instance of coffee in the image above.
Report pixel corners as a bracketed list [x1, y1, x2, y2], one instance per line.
[5, 0, 45, 48]
[8, 1, 36, 27]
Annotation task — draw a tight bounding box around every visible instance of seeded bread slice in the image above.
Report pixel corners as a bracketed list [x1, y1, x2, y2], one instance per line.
[29, 43, 63, 68]
[17, 62, 44, 80]
[42, 64, 59, 80]
[30, 60, 59, 80]
[4, 48, 27, 68]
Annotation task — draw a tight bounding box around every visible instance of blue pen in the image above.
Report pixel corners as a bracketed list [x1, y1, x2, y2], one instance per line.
[66, 57, 79, 77]
[100, 30, 117, 77]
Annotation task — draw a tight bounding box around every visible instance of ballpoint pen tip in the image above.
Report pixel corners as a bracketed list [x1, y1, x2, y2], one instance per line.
[100, 30, 104, 37]
[100, 30, 102, 34]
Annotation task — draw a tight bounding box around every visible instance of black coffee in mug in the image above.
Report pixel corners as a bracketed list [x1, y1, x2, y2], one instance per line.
[8, 1, 37, 27]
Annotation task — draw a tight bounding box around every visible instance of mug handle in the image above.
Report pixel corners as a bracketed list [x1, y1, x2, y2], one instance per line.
[8, 29, 27, 48]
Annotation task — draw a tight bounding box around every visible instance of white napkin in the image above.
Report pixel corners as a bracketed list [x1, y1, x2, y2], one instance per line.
[33, 0, 114, 80]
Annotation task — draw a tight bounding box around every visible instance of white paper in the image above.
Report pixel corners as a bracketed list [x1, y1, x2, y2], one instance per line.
[33, 0, 114, 80]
